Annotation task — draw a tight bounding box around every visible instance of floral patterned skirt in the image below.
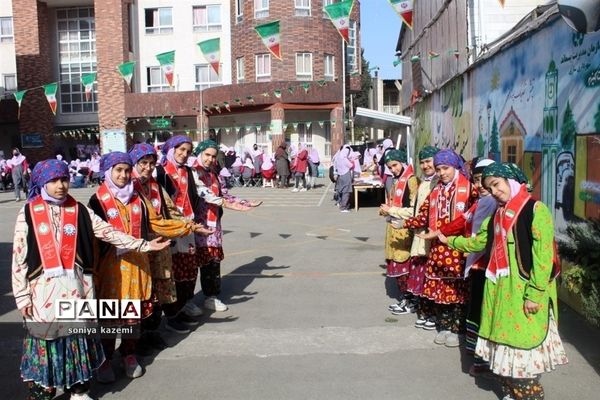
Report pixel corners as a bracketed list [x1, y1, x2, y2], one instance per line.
[171, 253, 199, 282]
[407, 256, 428, 295]
[20, 334, 104, 389]
[197, 246, 224, 266]
[475, 312, 568, 378]
[421, 276, 469, 304]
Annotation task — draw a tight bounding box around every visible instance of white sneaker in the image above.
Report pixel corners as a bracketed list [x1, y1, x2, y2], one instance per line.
[340, 209, 350, 213]
[124, 354, 144, 378]
[183, 301, 203, 317]
[434, 330, 451, 345]
[445, 332, 460, 347]
[204, 296, 228, 312]
[292, 188, 299, 192]
[70, 393, 94, 400]
[300, 188, 307, 192]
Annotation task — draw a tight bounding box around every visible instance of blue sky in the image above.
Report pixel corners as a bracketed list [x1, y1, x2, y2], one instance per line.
[361, 0, 404, 79]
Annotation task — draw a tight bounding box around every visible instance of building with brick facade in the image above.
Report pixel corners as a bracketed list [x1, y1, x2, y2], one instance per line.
[5, 0, 361, 164]
[0, 0, 17, 157]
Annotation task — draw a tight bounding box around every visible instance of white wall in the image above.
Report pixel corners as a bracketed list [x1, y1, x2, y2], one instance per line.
[0, 0, 16, 95]
[135, 0, 231, 93]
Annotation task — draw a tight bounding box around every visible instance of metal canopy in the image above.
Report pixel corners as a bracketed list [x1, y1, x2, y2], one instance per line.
[353, 107, 412, 129]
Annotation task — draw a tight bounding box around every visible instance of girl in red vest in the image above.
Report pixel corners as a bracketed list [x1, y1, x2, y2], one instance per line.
[12, 159, 170, 400]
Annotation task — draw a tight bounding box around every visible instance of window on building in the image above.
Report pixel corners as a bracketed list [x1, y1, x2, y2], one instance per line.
[507, 144, 517, 164]
[346, 19, 357, 72]
[145, 8, 173, 34]
[193, 5, 221, 32]
[323, 0, 335, 18]
[236, 57, 245, 83]
[195, 64, 222, 90]
[295, 0, 311, 16]
[255, 53, 271, 82]
[0, 17, 13, 43]
[56, 7, 97, 114]
[146, 66, 173, 92]
[237, 127, 246, 146]
[296, 52, 312, 81]
[256, 126, 268, 144]
[254, 0, 269, 19]
[324, 54, 335, 81]
[2, 74, 16, 93]
[324, 121, 331, 156]
[236, 0, 243, 23]
[298, 123, 313, 145]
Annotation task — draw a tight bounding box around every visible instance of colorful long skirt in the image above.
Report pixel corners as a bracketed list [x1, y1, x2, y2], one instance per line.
[407, 256, 427, 296]
[21, 334, 104, 389]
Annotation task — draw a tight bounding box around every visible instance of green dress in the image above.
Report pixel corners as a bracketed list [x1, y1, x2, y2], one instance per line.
[448, 201, 557, 349]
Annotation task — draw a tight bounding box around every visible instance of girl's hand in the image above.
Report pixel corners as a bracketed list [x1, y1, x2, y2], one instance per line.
[148, 237, 171, 251]
[523, 299, 541, 316]
[416, 230, 440, 240]
[192, 224, 215, 236]
[379, 204, 390, 215]
[437, 232, 448, 244]
[20, 305, 33, 319]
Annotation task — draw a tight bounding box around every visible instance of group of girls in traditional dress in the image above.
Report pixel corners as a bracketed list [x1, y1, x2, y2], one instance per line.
[12, 136, 256, 400]
[379, 145, 568, 400]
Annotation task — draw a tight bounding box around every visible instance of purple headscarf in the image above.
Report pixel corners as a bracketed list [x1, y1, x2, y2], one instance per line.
[161, 135, 193, 165]
[309, 148, 320, 163]
[433, 149, 468, 178]
[129, 143, 157, 164]
[100, 152, 135, 204]
[28, 159, 70, 202]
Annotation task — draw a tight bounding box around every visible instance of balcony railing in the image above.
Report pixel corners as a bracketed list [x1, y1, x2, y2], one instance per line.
[382, 105, 400, 114]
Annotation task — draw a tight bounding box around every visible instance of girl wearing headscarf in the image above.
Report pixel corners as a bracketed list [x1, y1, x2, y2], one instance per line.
[275, 142, 290, 188]
[379, 139, 395, 198]
[8, 147, 29, 201]
[292, 143, 309, 192]
[129, 144, 213, 347]
[261, 157, 276, 183]
[89, 151, 194, 382]
[404, 149, 478, 347]
[307, 147, 320, 189]
[192, 140, 253, 312]
[378, 149, 419, 314]
[441, 163, 567, 400]
[334, 145, 354, 212]
[12, 159, 171, 400]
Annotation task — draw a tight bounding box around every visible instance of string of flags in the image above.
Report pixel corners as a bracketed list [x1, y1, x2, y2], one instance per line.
[392, 48, 464, 67]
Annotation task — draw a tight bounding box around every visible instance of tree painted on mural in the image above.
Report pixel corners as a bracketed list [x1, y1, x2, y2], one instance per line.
[489, 113, 500, 161]
[594, 101, 600, 133]
[561, 101, 576, 150]
[477, 133, 485, 157]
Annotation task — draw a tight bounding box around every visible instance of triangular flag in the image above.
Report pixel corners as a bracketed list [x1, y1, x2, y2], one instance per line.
[44, 82, 58, 115]
[13, 90, 26, 119]
[318, 120, 324, 128]
[156, 50, 175, 86]
[246, 96, 255, 104]
[307, 121, 312, 130]
[203, 105, 212, 114]
[255, 21, 282, 60]
[324, 0, 354, 43]
[234, 98, 242, 105]
[410, 55, 420, 63]
[261, 92, 270, 97]
[117, 61, 136, 87]
[287, 86, 295, 94]
[302, 82, 310, 93]
[197, 38, 220, 75]
[428, 51, 439, 60]
[317, 80, 327, 87]
[223, 101, 231, 112]
[389, 1, 413, 30]
[292, 122, 298, 130]
[273, 89, 282, 98]
[212, 103, 221, 113]
[80, 72, 96, 101]
[393, 58, 402, 67]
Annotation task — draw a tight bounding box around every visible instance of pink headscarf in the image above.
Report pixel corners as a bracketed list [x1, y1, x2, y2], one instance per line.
[309, 148, 320, 163]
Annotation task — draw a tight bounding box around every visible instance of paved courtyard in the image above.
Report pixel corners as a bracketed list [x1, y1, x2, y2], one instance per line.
[0, 179, 598, 399]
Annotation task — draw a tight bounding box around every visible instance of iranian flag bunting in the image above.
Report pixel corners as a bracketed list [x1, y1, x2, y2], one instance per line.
[255, 21, 282, 60]
[117, 61, 136, 87]
[81, 72, 96, 101]
[389, 0, 414, 30]
[13, 90, 26, 119]
[156, 50, 176, 86]
[44, 83, 58, 115]
[197, 38, 221, 75]
[324, 0, 354, 43]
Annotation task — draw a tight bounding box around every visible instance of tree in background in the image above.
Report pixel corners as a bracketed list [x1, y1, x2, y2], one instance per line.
[346, 50, 372, 143]
[489, 113, 500, 161]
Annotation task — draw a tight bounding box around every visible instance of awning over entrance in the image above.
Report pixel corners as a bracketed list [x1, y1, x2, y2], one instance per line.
[354, 107, 411, 130]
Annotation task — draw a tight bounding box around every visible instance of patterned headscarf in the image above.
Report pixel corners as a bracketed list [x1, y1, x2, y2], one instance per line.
[194, 139, 219, 156]
[418, 145, 440, 161]
[482, 162, 532, 191]
[433, 149, 463, 169]
[384, 149, 407, 164]
[28, 159, 70, 201]
[100, 151, 132, 175]
[162, 135, 192, 157]
[129, 143, 157, 164]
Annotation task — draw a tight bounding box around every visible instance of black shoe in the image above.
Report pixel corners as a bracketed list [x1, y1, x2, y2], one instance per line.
[165, 317, 191, 334]
[176, 312, 200, 326]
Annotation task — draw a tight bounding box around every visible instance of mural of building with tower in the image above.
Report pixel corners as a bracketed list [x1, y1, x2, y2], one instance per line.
[0, 0, 361, 162]
[398, 2, 600, 231]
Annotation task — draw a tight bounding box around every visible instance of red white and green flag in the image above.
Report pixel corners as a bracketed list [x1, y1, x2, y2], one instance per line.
[80, 72, 96, 101]
[389, 0, 414, 30]
[117, 61, 136, 87]
[44, 82, 58, 115]
[13, 90, 26, 119]
[324, 0, 354, 43]
[197, 38, 220, 75]
[255, 21, 282, 60]
[156, 50, 176, 87]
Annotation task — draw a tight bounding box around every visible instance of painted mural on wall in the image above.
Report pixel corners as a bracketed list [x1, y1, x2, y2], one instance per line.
[415, 16, 600, 232]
